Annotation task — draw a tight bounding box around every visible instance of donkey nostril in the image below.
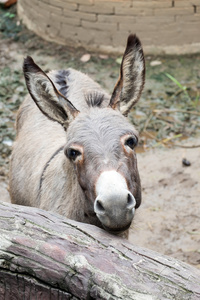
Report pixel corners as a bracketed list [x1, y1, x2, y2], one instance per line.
[127, 193, 135, 209]
[96, 200, 105, 212]
[127, 193, 133, 205]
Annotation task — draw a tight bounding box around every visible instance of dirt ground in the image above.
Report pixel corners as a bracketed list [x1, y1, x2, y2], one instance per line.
[0, 5, 199, 270]
[130, 139, 200, 268]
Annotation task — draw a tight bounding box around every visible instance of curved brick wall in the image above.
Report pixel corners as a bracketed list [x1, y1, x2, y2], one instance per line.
[18, 0, 200, 54]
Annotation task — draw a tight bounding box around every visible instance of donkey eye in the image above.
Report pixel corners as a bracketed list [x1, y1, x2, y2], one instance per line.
[67, 148, 81, 161]
[125, 137, 138, 149]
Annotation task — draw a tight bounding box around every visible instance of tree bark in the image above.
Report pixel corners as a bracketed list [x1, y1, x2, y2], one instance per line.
[0, 202, 199, 300]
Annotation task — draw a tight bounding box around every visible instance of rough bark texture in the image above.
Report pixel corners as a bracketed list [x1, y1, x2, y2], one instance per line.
[0, 202, 199, 300]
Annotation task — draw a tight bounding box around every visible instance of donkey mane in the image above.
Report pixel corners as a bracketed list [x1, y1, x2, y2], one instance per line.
[55, 70, 70, 97]
[85, 91, 105, 108]
[53, 69, 106, 109]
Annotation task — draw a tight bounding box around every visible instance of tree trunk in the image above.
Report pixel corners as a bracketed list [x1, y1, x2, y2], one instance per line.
[0, 202, 199, 300]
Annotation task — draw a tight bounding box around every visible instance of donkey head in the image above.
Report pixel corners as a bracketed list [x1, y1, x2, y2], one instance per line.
[23, 34, 145, 234]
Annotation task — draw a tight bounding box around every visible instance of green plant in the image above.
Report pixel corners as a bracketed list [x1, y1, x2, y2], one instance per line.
[0, 7, 22, 39]
[165, 73, 191, 101]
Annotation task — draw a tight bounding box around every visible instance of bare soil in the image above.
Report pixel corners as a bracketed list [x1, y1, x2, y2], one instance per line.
[0, 5, 199, 269]
[131, 139, 200, 268]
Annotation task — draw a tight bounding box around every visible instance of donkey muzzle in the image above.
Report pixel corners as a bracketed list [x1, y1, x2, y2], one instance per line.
[94, 170, 136, 233]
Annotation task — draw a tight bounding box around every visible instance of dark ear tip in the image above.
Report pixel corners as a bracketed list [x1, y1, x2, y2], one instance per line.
[23, 56, 34, 72]
[23, 56, 34, 68]
[23, 56, 42, 75]
[24, 55, 34, 63]
[127, 34, 141, 49]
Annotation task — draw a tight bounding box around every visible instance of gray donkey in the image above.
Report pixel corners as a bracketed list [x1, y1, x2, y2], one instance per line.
[10, 34, 145, 237]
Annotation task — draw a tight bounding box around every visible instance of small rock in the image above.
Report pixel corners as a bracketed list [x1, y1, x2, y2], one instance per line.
[80, 54, 91, 63]
[150, 60, 162, 67]
[116, 57, 122, 65]
[16, 86, 24, 93]
[2, 140, 13, 147]
[182, 158, 191, 167]
[99, 54, 108, 60]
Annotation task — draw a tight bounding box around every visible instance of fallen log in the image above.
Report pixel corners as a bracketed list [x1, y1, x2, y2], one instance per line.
[0, 202, 199, 300]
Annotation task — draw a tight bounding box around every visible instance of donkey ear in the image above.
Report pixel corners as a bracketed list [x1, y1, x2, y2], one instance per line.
[23, 56, 79, 126]
[109, 34, 145, 116]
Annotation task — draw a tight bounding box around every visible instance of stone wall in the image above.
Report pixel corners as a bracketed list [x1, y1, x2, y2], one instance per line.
[18, 0, 200, 54]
